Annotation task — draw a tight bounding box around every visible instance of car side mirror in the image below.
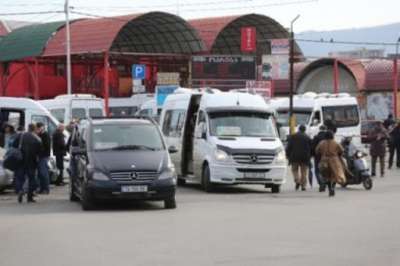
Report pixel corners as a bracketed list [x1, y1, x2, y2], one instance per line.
[71, 146, 86, 156]
[168, 146, 178, 154]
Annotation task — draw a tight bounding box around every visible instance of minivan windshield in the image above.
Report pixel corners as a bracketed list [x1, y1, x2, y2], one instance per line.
[91, 124, 164, 151]
[209, 111, 276, 138]
[276, 109, 312, 127]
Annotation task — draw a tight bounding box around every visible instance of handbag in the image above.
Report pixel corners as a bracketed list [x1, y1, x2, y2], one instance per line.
[3, 133, 24, 171]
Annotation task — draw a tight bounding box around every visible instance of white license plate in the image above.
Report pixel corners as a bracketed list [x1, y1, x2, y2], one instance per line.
[244, 172, 266, 178]
[121, 185, 148, 193]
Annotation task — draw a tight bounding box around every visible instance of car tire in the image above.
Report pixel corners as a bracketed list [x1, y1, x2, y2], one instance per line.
[81, 187, 95, 211]
[271, 184, 281, 194]
[69, 179, 79, 202]
[201, 164, 214, 193]
[177, 177, 186, 186]
[164, 197, 177, 209]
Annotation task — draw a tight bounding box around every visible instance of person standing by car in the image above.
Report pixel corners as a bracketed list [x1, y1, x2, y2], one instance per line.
[315, 131, 345, 197]
[13, 124, 42, 203]
[3, 124, 17, 150]
[286, 125, 312, 191]
[369, 122, 389, 177]
[312, 125, 328, 192]
[52, 124, 66, 186]
[389, 121, 400, 169]
[36, 122, 51, 194]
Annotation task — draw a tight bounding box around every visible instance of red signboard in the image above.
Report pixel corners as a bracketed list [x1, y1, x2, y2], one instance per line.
[241, 27, 256, 52]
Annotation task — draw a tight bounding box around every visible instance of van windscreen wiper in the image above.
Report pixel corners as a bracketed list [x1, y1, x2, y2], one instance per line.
[111, 145, 157, 151]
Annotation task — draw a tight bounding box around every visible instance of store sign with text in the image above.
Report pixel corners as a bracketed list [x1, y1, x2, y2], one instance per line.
[241, 27, 257, 52]
[271, 39, 289, 55]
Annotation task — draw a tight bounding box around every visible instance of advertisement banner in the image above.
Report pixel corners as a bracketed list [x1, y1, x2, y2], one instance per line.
[262, 55, 289, 80]
[156, 85, 178, 107]
[192, 55, 256, 80]
[271, 39, 289, 55]
[241, 27, 257, 52]
[157, 72, 180, 86]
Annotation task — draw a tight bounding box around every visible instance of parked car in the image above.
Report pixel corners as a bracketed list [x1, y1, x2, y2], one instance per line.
[69, 117, 177, 210]
[361, 120, 381, 144]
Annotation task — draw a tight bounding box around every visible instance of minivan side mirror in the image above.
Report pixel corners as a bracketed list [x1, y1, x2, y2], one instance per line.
[168, 146, 178, 154]
[71, 146, 86, 156]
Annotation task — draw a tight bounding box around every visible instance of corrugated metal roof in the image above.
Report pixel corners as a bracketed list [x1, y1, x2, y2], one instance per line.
[0, 21, 65, 62]
[44, 12, 205, 57]
[189, 14, 302, 55]
[364, 59, 400, 91]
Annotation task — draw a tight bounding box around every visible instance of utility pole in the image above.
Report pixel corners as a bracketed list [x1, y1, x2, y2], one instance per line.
[289, 15, 300, 135]
[393, 37, 400, 119]
[65, 0, 72, 95]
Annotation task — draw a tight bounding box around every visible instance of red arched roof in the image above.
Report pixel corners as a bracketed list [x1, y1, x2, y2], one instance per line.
[43, 12, 205, 57]
[363, 59, 400, 91]
[296, 58, 366, 91]
[189, 14, 302, 55]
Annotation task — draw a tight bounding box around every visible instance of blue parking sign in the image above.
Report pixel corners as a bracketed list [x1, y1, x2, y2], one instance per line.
[132, 64, 146, 79]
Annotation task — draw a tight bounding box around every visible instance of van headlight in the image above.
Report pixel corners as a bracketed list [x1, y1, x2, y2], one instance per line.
[215, 149, 229, 161]
[92, 171, 109, 181]
[159, 168, 177, 180]
[275, 149, 286, 164]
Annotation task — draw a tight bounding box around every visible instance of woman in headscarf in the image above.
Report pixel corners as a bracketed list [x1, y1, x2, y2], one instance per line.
[316, 131, 346, 197]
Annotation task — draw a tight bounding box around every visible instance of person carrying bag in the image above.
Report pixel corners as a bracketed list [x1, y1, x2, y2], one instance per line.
[3, 133, 24, 171]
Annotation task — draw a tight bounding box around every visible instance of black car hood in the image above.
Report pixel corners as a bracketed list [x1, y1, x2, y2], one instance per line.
[89, 150, 167, 173]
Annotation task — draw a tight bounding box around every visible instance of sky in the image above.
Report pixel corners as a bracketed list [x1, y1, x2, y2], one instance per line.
[1, 0, 400, 32]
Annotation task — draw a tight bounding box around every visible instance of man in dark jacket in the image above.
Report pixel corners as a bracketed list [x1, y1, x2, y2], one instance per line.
[389, 121, 400, 169]
[383, 114, 395, 130]
[13, 124, 42, 203]
[36, 122, 51, 194]
[312, 125, 328, 191]
[324, 118, 337, 135]
[52, 124, 66, 186]
[286, 125, 312, 191]
[369, 122, 389, 177]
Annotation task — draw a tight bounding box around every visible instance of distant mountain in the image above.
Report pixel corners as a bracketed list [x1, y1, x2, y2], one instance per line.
[296, 23, 400, 57]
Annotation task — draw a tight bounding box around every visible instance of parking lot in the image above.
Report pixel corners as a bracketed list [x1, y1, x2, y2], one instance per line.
[1, 169, 400, 266]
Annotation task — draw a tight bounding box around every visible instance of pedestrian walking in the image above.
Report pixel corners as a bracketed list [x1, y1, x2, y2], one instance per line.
[36, 122, 51, 194]
[12, 124, 42, 203]
[52, 124, 66, 186]
[388, 121, 400, 169]
[286, 124, 312, 191]
[315, 131, 346, 197]
[312, 125, 328, 192]
[369, 122, 389, 177]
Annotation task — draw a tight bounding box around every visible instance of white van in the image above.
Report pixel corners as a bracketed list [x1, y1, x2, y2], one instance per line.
[269, 92, 361, 146]
[109, 94, 154, 116]
[160, 91, 287, 193]
[39, 94, 105, 124]
[0, 97, 61, 136]
[137, 99, 161, 118]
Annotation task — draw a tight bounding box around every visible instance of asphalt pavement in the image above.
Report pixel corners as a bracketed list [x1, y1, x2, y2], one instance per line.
[1, 169, 400, 266]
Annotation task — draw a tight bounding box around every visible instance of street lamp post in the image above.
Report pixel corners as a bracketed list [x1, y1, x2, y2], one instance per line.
[393, 37, 400, 119]
[289, 15, 300, 135]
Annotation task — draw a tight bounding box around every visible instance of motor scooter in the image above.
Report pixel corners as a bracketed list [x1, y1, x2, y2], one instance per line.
[341, 138, 373, 190]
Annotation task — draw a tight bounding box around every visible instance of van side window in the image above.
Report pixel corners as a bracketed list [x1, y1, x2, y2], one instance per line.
[162, 110, 186, 137]
[72, 108, 86, 120]
[0, 109, 24, 129]
[313, 111, 321, 125]
[50, 109, 65, 123]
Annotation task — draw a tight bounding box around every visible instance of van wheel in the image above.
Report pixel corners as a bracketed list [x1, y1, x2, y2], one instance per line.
[202, 164, 214, 193]
[271, 185, 281, 194]
[69, 180, 79, 202]
[164, 197, 177, 209]
[81, 187, 95, 211]
[177, 177, 186, 186]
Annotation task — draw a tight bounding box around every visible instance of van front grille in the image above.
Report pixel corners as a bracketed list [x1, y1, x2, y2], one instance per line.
[232, 154, 275, 164]
[110, 171, 158, 183]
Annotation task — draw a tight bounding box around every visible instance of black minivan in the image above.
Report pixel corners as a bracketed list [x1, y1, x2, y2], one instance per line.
[69, 117, 178, 210]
